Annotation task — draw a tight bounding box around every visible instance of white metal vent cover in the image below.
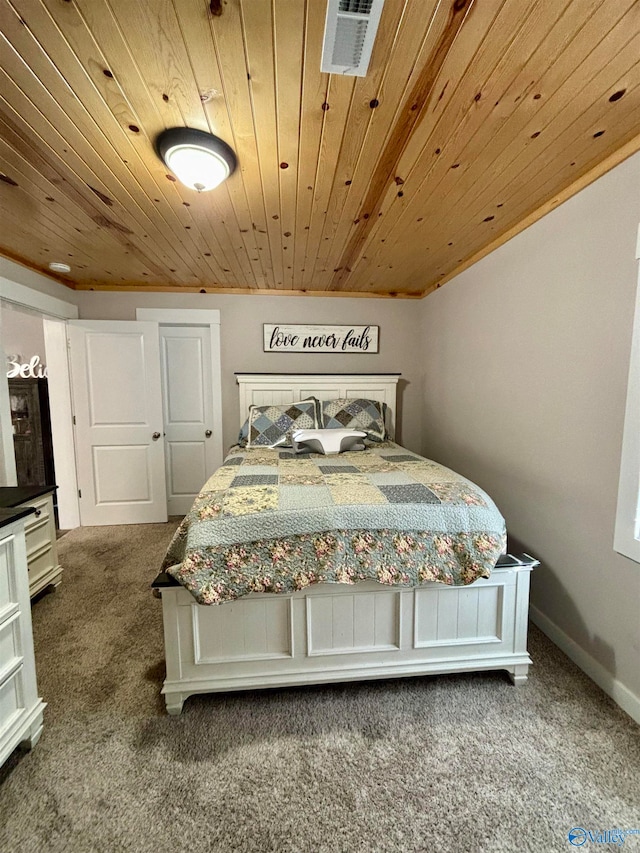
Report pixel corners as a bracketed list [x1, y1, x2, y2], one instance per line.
[321, 0, 386, 77]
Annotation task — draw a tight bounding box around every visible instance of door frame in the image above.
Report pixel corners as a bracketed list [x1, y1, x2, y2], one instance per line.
[0, 280, 79, 529]
[1, 294, 224, 528]
[136, 309, 223, 477]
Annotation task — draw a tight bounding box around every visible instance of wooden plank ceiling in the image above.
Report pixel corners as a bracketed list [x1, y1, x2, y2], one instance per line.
[1, 0, 639, 297]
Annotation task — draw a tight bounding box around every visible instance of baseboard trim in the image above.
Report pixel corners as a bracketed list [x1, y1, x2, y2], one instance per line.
[530, 605, 640, 726]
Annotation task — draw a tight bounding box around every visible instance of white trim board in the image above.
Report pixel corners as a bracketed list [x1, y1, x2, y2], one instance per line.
[529, 604, 640, 726]
[136, 308, 220, 325]
[0, 341, 16, 485]
[43, 318, 80, 529]
[0, 279, 78, 319]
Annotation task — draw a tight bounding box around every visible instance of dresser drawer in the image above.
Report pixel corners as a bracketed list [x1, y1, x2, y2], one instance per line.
[0, 665, 25, 739]
[14, 493, 62, 598]
[22, 495, 52, 536]
[27, 546, 55, 586]
[24, 515, 52, 559]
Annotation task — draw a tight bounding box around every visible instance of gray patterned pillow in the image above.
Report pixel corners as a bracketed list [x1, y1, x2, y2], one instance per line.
[247, 398, 318, 447]
[320, 398, 387, 442]
[237, 418, 249, 447]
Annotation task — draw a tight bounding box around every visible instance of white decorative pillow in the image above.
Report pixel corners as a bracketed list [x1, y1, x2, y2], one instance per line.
[292, 428, 366, 455]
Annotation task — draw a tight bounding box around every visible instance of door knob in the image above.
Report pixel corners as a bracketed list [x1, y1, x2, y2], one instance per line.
[152, 432, 161, 440]
[205, 429, 212, 437]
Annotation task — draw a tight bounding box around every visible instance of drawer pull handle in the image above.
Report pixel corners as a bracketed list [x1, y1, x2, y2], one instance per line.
[34, 510, 42, 518]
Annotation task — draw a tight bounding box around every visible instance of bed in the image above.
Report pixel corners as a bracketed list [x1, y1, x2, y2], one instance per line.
[153, 373, 536, 715]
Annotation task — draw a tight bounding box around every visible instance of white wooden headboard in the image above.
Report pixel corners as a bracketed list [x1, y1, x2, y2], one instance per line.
[236, 373, 400, 438]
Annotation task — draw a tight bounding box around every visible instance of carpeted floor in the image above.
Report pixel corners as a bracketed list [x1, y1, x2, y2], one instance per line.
[0, 522, 639, 853]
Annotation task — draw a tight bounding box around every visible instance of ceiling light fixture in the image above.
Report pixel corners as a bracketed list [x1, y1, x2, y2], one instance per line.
[155, 127, 237, 192]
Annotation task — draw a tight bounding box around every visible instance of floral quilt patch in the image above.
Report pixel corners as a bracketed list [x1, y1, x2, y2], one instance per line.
[162, 442, 507, 604]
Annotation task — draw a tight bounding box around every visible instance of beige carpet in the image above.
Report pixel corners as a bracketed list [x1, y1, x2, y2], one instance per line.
[0, 522, 639, 853]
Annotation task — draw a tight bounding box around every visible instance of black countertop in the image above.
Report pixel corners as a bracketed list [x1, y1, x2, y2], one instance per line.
[0, 506, 37, 530]
[0, 485, 57, 509]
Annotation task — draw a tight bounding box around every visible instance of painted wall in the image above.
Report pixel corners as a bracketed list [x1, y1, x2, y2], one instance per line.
[1, 304, 47, 369]
[0, 258, 77, 484]
[420, 152, 640, 710]
[0, 256, 77, 303]
[74, 292, 423, 453]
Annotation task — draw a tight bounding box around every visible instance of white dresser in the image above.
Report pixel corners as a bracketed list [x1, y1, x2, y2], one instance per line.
[0, 510, 46, 768]
[0, 487, 62, 598]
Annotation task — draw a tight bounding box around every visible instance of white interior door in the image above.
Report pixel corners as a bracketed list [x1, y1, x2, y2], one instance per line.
[159, 325, 218, 515]
[68, 321, 167, 526]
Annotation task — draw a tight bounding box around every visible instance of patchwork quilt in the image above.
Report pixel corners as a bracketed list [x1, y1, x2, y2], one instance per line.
[162, 442, 507, 605]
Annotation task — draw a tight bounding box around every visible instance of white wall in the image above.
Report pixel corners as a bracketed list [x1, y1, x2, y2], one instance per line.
[1, 304, 47, 366]
[0, 259, 78, 485]
[74, 291, 423, 453]
[421, 152, 640, 715]
[0, 257, 77, 304]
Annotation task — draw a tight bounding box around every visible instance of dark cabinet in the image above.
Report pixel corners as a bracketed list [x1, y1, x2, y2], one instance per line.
[8, 378, 56, 489]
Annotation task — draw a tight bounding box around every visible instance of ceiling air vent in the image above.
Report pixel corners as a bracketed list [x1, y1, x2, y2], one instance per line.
[321, 0, 385, 77]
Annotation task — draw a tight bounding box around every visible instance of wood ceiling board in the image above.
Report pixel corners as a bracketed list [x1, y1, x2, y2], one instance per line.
[240, 0, 287, 288]
[0, 5, 217, 282]
[204, 0, 275, 286]
[175, 2, 264, 287]
[299, 73, 356, 289]
[328, 0, 489, 292]
[58, 0, 242, 282]
[71, 282, 423, 297]
[359, 84, 640, 294]
[292, 0, 329, 290]
[1, 0, 640, 296]
[46, 0, 254, 286]
[89, 0, 252, 285]
[0, 68, 200, 284]
[0, 94, 180, 283]
[174, 0, 269, 287]
[345, 0, 640, 292]
[345, 0, 570, 278]
[0, 189, 126, 283]
[434, 2, 640, 225]
[273, 0, 306, 290]
[309, 0, 442, 290]
[338, 0, 573, 291]
[0, 137, 149, 275]
[422, 126, 640, 295]
[413, 35, 640, 287]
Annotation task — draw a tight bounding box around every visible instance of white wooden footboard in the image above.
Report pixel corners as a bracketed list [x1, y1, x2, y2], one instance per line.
[156, 560, 534, 715]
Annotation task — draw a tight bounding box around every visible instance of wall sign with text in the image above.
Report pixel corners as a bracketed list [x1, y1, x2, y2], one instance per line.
[264, 324, 379, 354]
[6, 355, 48, 379]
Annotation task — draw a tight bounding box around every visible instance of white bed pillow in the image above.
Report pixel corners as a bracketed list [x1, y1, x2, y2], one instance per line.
[292, 428, 366, 455]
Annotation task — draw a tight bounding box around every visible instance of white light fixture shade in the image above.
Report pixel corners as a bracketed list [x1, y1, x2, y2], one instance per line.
[155, 128, 237, 192]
